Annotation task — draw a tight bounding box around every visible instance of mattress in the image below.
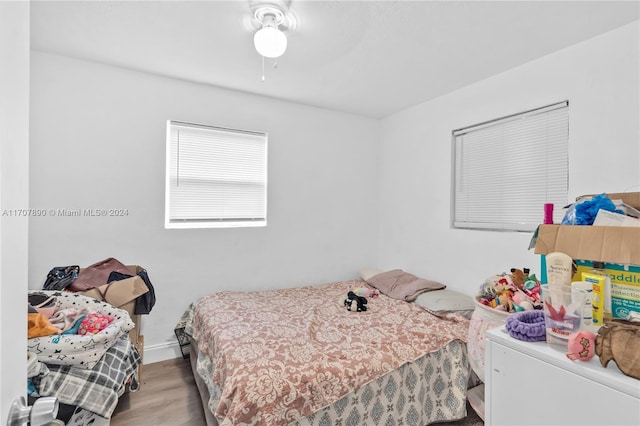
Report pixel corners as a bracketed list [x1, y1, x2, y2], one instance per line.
[186, 280, 472, 426]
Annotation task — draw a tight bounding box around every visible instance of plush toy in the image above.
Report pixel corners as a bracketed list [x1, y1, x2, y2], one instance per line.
[523, 273, 541, 295]
[344, 291, 368, 312]
[510, 268, 526, 289]
[478, 274, 509, 308]
[494, 289, 514, 312]
[511, 289, 535, 311]
[349, 286, 380, 298]
[567, 330, 596, 361]
[483, 272, 541, 313]
[478, 270, 542, 313]
[487, 277, 515, 311]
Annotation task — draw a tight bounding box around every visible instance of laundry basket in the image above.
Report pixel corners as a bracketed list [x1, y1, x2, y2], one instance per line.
[467, 298, 509, 382]
[28, 290, 134, 369]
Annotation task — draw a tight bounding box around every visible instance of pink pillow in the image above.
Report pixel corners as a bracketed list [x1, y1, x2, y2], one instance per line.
[366, 269, 445, 301]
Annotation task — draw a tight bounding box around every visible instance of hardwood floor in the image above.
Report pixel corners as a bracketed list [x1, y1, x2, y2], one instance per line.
[111, 357, 206, 426]
[111, 357, 483, 426]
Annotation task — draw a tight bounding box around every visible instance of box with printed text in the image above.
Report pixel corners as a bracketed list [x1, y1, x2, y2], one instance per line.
[532, 192, 640, 319]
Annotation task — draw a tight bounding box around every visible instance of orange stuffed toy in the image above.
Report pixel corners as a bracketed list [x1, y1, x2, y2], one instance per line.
[28, 313, 60, 339]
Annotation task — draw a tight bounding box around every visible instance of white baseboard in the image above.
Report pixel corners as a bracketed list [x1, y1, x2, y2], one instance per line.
[142, 340, 184, 364]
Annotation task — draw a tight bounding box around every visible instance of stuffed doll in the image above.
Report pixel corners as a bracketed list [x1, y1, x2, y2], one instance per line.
[567, 330, 596, 361]
[510, 268, 526, 289]
[349, 286, 380, 298]
[344, 291, 368, 312]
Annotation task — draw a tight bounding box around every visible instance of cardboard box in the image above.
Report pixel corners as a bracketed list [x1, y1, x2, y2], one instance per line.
[78, 265, 149, 344]
[594, 209, 640, 227]
[533, 224, 640, 265]
[532, 192, 640, 319]
[573, 260, 640, 319]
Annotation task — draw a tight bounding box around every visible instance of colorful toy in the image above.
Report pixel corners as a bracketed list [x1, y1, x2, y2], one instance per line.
[510, 268, 526, 288]
[495, 288, 515, 312]
[477, 269, 541, 313]
[349, 286, 379, 298]
[567, 330, 596, 361]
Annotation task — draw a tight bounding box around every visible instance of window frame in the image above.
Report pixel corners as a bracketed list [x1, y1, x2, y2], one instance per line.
[451, 101, 569, 232]
[164, 120, 268, 229]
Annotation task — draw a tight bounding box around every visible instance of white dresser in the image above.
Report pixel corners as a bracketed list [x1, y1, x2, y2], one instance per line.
[484, 326, 640, 426]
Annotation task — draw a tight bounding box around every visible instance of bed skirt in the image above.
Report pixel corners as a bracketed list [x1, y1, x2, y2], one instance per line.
[189, 337, 471, 426]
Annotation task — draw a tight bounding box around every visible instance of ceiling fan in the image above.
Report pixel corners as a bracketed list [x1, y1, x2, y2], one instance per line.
[249, 0, 296, 80]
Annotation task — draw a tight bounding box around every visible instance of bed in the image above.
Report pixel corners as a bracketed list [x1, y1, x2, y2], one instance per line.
[184, 276, 473, 426]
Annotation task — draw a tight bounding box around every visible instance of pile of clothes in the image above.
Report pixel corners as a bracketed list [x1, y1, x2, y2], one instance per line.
[28, 291, 134, 368]
[26, 257, 156, 423]
[27, 290, 141, 422]
[29, 293, 117, 338]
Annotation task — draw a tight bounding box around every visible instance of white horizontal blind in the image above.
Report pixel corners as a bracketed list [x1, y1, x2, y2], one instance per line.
[165, 121, 267, 228]
[452, 101, 569, 232]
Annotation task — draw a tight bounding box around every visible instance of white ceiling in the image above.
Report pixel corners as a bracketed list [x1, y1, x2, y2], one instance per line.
[30, 0, 639, 119]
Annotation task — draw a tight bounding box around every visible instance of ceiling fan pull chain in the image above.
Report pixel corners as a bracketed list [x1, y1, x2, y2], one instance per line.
[261, 55, 266, 82]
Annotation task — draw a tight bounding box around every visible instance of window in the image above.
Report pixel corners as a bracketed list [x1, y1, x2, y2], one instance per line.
[452, 101, 569, 232]
[165, 121, 267, 229]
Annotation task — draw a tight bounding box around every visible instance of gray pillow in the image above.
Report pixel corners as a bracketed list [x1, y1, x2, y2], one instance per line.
[414, 289, 475, 319]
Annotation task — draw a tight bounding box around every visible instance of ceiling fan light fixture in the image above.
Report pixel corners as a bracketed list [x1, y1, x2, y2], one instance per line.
[254, 23, 287, 58]
[253, 6, 288, 58]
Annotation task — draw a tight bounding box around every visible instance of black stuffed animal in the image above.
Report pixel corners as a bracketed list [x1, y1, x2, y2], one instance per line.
[344, 291, 368, 312]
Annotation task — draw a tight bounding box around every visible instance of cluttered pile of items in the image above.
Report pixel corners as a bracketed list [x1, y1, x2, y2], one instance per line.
[524, 192, 639, 379]
[466, 192, 640, 421]
[27, 257, 156, 425]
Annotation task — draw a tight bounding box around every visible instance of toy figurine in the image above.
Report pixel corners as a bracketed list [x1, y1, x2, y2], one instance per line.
[344, 291, 368, 312]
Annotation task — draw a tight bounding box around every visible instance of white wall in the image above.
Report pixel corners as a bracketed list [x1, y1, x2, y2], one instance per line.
[29, 21, 639, 363]
[29, 52, 380, 361]
[0, 1, 30, 420]
[377, 22, 640, 294]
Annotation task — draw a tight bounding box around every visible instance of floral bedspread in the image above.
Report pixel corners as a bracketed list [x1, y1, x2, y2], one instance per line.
[191, 280, 470, 426]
